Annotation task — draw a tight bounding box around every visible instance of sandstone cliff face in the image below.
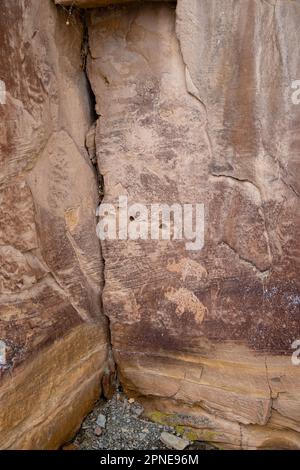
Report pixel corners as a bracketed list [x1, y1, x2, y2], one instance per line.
[1, 0, 300, 450]
[0, 0, 108, 449]
[86, 0, 300, 449]
[56, 0, 174, 8]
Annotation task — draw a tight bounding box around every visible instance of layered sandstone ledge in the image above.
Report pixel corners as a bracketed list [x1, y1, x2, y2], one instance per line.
[0, 0, 299, 449]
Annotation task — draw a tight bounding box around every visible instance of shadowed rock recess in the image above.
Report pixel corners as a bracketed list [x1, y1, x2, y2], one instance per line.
[0, 0, 299, 449]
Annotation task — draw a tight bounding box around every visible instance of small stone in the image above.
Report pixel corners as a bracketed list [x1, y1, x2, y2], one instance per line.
[160, 432, 189, 450]
[94, 426, 102, 437]
[128, 398, 135, 404]
[142, 428, 149, 433]
[96, 413, 106, 428]
[0, 341, 7, 366]
[132, 407, 143, 417]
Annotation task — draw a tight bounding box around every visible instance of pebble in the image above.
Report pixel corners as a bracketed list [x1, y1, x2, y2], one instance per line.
[132, 409, 143, 417]
[96, 413, 106, 428]
[160, 432, 189, 450]
[94, 426, 103, 437]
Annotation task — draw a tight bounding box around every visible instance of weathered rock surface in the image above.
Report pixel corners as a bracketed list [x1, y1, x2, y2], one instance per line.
[1, 0, 300, 451]
[87, 1, 300, 449]
[0, 0, 108, 448]
[55, 0, 174, 8]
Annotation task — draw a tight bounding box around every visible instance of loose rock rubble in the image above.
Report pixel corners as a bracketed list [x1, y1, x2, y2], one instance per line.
[69, 393, 213, 450]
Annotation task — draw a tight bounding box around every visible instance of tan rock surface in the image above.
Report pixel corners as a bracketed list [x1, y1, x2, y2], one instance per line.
[55, 0, 174, 8]
[0, 0, 108, 448]
[1, 0, 299, 450]
[87, 1, 300, 449]
[0, 325, 107, 449]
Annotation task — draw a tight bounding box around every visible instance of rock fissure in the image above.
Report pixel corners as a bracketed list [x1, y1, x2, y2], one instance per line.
[77, 9, 120, 398]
